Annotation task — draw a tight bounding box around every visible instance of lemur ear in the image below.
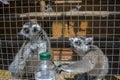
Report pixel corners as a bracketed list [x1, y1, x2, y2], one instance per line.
[32, 23, 41, 32]
[69, 38, 74, 41]
[85, 37, 93, 45]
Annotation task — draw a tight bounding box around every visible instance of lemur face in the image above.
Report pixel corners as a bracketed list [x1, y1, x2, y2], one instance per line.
[69, 36, 93, 54]
[18, 21, 41, 40]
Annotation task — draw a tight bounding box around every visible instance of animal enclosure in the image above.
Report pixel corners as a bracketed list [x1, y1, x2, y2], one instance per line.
[0, 0, 120, 80]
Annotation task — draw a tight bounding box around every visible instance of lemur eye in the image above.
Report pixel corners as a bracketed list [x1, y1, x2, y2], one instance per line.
[33, 27, 37, 32]
[24, 28, 29, 34]
[75, 41, 81, 45]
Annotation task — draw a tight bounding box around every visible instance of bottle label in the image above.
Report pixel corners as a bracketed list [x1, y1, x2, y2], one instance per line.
[35, 77, 55, 80]
[35, 72, 56, 80]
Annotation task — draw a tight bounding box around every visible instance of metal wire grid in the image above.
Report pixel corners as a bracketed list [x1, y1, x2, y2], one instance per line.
[0, 0, 120, 79]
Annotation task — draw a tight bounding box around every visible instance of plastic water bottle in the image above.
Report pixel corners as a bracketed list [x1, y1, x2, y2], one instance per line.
[35, 52, 56, 80]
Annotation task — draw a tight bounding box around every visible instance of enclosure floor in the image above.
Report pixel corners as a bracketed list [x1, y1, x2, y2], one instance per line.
[0, 70, 27, 80]
[0, 70, 119, 80]
[115, 76, 120, 79]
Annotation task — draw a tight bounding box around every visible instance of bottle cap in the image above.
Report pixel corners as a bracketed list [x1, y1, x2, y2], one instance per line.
[39, 52, 51, 60]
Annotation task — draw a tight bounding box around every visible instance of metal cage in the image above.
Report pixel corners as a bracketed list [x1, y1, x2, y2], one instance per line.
[0, 0, 120, 80]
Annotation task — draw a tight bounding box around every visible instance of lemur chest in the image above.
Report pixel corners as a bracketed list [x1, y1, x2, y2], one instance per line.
[22, 41, 47, 57]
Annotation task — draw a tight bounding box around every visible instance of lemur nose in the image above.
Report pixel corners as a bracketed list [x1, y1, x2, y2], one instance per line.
[17, 32, 24, 39]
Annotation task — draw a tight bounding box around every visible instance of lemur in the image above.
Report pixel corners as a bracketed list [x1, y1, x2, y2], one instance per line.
[0, 0, 9, 5]
[60, 36, 109, 80]
[9, 21, 52, 79]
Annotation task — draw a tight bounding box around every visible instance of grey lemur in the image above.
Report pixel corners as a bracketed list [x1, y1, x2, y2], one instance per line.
[9, 21, 52, 79]
[60, 36, 109, 80]
[0, 0, 9, 4]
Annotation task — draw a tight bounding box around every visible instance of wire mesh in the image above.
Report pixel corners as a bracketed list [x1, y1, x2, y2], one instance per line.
[0, 0, 120, 80]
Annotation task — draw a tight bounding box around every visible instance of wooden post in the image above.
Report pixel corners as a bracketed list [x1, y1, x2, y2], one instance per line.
[54, 1, 82, 4]
[39, 1, 46, 12]
[63, 22, 69, 37]
[77, 21, 88, 36]
[52, 21, 62, 38]
[80, 21, 88, 30]
[19, 11, 109, 18]
[52, 21, 70, 38]
[68, 21, 75, 37]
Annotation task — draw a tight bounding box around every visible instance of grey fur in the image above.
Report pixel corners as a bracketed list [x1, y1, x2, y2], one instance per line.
[45, 4, 53, 12]
[60, 36, 109, 80]
[9, 21, 52, 79]
[0, 0, 9, 4]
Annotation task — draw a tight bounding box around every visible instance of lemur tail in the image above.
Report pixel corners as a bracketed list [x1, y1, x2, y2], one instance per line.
[41, 29, 51, 52]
